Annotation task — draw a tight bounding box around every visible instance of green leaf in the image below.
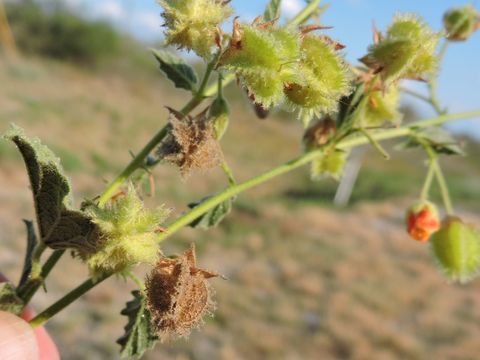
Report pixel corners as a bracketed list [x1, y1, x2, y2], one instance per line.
[152, 49, 198, 92]
[0, 283, 24, 315]
[264, 0, 281, 22]
[117, 290, 158, 359]
[3, 125, 99, 252]
[18, 220, 38, 289]
[188, 196, 233, 229]
[400, 127, 465, 155]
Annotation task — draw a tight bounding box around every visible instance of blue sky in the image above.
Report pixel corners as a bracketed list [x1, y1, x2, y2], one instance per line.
[63, 0, 479, 137]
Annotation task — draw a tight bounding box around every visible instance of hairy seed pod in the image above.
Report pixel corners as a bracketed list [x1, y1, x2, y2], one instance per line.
[360, 14, 440, 84]
[82, 185, 170, 278]
[145, 244, 219, 340]
[430, 216, 480, 283]
[284, 35, 352, 124]
[159, 0, 233, 58]
[405, 201, 440, 242]
[158, 107, 224, 177]
[443, 5, 480, 41]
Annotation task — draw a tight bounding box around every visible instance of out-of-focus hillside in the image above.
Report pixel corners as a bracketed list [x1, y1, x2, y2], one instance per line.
[1, 5, 480, 358]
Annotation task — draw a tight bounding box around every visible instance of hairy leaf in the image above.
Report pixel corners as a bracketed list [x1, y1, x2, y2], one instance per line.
[117, 290, 158, 359]
[400, 127, 465, 155]
[0, 283, 24, 315]
[18, 220, 38, 289]
[152, 49, 198, 92]
[188, 196, 233, 229]
[264, 0, 281, 22]
[4, 125, 99, 252]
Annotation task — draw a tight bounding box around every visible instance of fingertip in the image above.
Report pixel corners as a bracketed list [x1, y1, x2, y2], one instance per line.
[0, 311, 38, 360]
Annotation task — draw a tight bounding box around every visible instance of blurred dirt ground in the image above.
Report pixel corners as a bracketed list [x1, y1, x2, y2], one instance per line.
[1, 57, 480, 360]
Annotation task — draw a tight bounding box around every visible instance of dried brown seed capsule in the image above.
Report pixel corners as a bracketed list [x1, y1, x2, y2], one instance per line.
[157, 107, 223, 177]
[145, 244, 220, 340]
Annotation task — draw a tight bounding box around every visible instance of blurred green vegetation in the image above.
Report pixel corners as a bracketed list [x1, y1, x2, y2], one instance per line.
[5, 0, 120, 66]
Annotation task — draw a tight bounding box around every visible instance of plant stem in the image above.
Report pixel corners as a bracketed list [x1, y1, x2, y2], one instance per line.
[97, 59, 224, 207]
[29, 272, 110, 329]
[29, 110, 478, 326]
[126, 271, 145, 290]
[287, 0, 322, 27]
[424, 146, 454, 214]
[420, 159, 436, 201]
[18, 250, 65, 305]
[432, 159, 454, 214]
[428, 41, 449, 115]
[220, 160, 236, 185]
[29, 243, 47, 279]
[157, 110, 479, 243]
[358, 128, 390, 159]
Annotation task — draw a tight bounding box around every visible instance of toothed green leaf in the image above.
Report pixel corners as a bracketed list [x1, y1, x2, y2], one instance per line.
[3, 125, 99, 252]
[117, 290, 158, 359]
[188, 196, 233, 229]
[152, 49, 198, 92]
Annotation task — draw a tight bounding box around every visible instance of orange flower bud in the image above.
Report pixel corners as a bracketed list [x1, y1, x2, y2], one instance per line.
[405, 201, 440, 242]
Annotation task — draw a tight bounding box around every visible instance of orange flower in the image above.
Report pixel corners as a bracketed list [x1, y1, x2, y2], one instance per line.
[406, 201, 440, 242]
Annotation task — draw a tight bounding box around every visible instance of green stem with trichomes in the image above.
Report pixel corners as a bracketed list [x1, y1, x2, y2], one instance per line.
[97, 56, 230, 207]
[29, 271, 110, 329]
[28, 110, 479, 328]
[424, 145, 454, 214]
[420, 159, 436, 202]
[287, 0, 322, 27]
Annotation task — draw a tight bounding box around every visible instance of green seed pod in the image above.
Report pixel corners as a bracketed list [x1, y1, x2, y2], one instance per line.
[430, 216, 480, 284]
[159, 0, 233, 58]
[284, 35, 352, 124]
[83, 185, 170, 278]
[310, 150, 348, 180]
[208, 95, 230, 140]
[443, 5, 480, 41]
[357, 86, 401, 127]
[360, 14, 440, 84]
[219, 21, 301, 107]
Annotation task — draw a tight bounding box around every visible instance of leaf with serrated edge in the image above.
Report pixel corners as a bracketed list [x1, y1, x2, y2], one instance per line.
[399, 127, 465, 156]
[188, 196, 233, 229]
[3, 125, 99, 252]
[152, 49, 198, 92]
[117, 291, 158, 359]
[264, 0, 281, 22]
[0, 283, 24, 315]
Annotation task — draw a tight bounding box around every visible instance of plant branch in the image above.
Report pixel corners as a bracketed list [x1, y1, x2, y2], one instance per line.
[287, 0, 322, 27]
[157, 110, 479, 243]
[97, 60, 233, 207]
[29, 271, 111, 329]
[29, 110, 478, 326]
[420, 159, 436, 201]
[17, 250, 65, 305]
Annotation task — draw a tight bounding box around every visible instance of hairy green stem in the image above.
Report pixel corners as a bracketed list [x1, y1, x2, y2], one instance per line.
[29, 272, 110, 329]
[420, 159, 436, 201]
[18, 250, 65, 305]
[158, 110, 479, 243]
[28, 110, 479, 327]
[287, 0, 322, 27]
[433, 161, 454, 214]
[358, 128, 390, 159]
[424, 146, 454, 214]
[97, 60, 230, 207]
[220, 160, 236, 185]
[126, 271, 145, 290]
